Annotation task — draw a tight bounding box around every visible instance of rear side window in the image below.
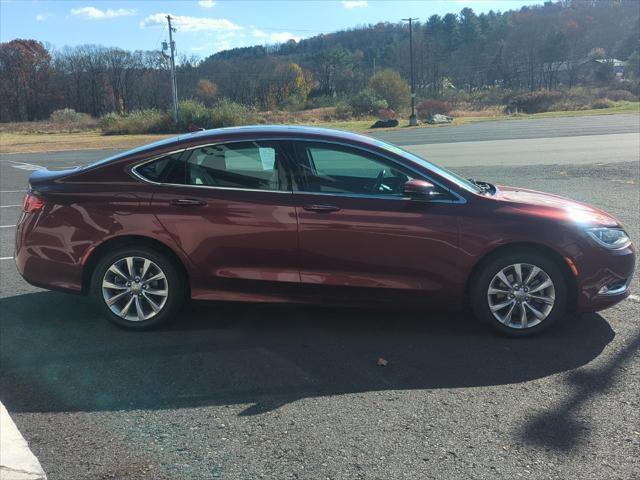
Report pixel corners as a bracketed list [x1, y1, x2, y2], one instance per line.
[135, 152, 183, 183]
[185, 141, 287, 191]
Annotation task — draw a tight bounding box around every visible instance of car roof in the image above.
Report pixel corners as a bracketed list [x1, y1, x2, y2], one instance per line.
[180, 124, 377, 145]
[87, 125, 384, 170]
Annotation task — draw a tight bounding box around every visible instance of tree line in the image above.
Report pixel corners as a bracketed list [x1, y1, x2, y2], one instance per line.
[1, 0, 638, 123]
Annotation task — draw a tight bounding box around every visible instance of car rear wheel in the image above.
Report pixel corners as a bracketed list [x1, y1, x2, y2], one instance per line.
[92, 246, 186, 330]
[471, 249, 568, 337]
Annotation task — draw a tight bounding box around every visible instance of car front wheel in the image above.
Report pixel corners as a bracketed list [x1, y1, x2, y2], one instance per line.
[471, 249, 568, 336]
[92, 246, 186, 330]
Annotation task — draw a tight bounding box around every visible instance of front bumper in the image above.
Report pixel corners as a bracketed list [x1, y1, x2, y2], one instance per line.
[574, 241, 635, 312]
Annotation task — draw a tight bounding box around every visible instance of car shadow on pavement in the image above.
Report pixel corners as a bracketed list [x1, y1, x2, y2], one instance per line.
[0, 291, 616, 420]
[519, 325, 640, 452]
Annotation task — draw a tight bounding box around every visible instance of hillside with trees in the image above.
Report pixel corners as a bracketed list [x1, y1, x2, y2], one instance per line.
[1, 0, 638, 128]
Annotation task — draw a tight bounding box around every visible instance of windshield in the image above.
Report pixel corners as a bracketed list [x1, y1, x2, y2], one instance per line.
[371, 139, 483, 194]
[84, 135, 182, 169]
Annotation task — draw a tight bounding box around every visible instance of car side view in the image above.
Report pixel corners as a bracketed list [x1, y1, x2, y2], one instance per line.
[15, 126, 635, 336]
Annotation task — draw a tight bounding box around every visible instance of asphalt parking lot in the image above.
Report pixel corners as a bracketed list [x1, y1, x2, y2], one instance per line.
[1, 114, 639, 479]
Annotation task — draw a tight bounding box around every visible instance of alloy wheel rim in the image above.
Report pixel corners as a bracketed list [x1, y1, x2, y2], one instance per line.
[487, 263, 555, 329]
[102, 256, 169, 322]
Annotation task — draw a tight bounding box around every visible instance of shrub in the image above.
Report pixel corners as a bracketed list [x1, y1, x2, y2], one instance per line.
[591, 98, 614, 109]
[99, 100, 256, 134]
[99, 109, 169, 135]
[208, 99, 257, 128]
[416, 99, 451, 120]
[280, 94, 307, 112]
[176, 99, 213, 131]
[601, 89, 638, 102]
[368, 69, 410, 111]
[177, 99, 256, 131]
[98, 112, 121, 133]
[50, 108, 92, 125]
[377, 108, 396, 120]
[306, 94, 339, 109]
[505, 90, 564, 114]
[348, 88, 388, 116]
[334, 102, 353, 120]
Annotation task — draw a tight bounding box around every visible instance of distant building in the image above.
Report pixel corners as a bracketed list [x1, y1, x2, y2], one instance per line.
[593, 58, 626, 77]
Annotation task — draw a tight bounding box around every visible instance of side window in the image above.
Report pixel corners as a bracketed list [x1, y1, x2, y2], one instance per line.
[295, 143, 412, 196]
[186, 141, 286, 191]
[135, 152, 182, 183]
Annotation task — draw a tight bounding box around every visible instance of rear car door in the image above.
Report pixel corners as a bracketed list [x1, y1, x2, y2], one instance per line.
[147, 140, 300, 299]
[289, 140, 462, 304]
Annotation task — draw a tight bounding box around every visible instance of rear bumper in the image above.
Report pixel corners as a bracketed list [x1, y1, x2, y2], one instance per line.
[574, 242, 635, 312]
[15, 212, 84, 294]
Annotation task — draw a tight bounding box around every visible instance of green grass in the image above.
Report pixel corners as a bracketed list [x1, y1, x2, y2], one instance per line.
[301, 118, 381, 133]
[527, 100, 639, 118]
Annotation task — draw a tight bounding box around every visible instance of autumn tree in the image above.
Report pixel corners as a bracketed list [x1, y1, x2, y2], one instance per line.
[195, 79, 218, 105]
[0, 39, 51, 121]
[368, 69, 410, 111]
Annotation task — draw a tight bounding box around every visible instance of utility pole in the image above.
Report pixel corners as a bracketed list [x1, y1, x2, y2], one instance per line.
[402, 17, 418, 126]
[166, 15, 178, 128]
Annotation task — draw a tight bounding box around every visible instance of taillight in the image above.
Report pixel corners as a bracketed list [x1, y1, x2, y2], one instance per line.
[22, 192, 45, 213]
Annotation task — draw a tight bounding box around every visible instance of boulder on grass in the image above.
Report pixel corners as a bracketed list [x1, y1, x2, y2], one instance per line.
[427, 114, 453, 124]
[371, 119, 399, 128]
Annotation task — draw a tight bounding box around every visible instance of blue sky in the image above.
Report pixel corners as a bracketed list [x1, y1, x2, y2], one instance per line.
[1, 0, 544, 57]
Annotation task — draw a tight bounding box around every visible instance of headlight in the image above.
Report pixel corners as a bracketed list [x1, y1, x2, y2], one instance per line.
[586, 227, 631, 249]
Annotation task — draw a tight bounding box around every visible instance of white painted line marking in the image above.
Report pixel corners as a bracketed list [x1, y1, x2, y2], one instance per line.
[0, 402, 47, 480]
[7, 160, 44, 171]
[0, 257, 13, 261]
[0, 225, 16, 228]
[0, 204, 21, 208]
[0, 190, 25, 193]
[628, 294, 640, 303]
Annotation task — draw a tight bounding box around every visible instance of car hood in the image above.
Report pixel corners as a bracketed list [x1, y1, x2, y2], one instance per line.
[493, 185, 619, 227]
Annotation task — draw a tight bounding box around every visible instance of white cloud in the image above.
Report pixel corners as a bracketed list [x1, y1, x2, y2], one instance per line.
[198, 0, 216, 8]
[252, 28, 268, 39]
[191, 44, 212, 52]
[190, 36, 245, 54]
[140, 13, 241, 32]
[69, 7, 136, 20]
[252, 29, 302, 44]
[342, 0, 367, 9]
[35, 13, 52, 22]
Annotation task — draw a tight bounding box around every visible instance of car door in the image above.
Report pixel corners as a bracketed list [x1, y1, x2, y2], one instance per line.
[149, 139, 300, 299]
[289, 140, 462, 304]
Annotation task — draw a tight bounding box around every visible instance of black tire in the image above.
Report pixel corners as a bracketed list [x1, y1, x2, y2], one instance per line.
[470, 248, 568, 337]
[91, 245, 187, 330]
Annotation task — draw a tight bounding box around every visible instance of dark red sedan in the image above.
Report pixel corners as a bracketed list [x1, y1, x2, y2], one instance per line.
[15, 126, 635, 335]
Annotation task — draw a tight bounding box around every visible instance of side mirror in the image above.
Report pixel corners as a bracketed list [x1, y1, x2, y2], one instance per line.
[403, 179, 441, 200]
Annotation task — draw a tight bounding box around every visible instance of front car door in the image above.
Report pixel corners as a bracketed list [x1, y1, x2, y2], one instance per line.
[289, 140, 463, 305]
[147, 139, 300, 301]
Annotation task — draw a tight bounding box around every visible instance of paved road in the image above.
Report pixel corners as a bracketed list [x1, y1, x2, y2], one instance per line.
[0, 113, 639, 480]
[376, 112, 640, 145]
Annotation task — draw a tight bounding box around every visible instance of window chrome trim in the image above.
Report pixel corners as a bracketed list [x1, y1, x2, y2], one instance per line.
[129, 148, 186, 185]
[129, 137, 467, 204]
[289, 138, 465, 204]
[129, 147, 293, 195]
[598, 282, 630, 296]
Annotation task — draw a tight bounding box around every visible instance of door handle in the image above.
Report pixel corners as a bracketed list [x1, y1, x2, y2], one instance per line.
[170, 198, 207, 207]
[303, 204, 341, 213]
